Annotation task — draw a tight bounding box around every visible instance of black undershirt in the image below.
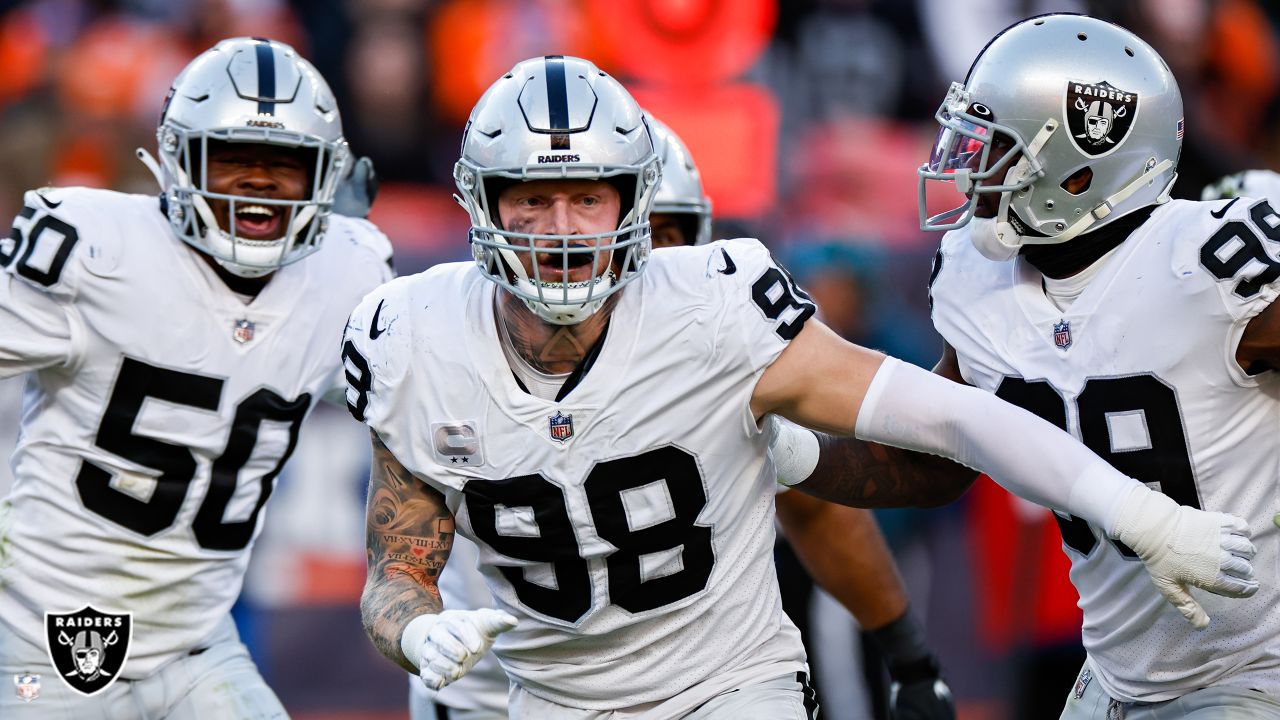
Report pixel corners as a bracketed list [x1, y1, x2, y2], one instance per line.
[1021, 206, 1156, 279]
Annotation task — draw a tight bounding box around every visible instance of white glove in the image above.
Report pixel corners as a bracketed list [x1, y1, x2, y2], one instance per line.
[401, 608, 518, 690]
[1112, 487, 1258, 629]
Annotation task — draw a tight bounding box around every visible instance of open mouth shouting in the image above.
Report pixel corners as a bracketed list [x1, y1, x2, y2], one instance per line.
[532, 245, 606, 283]
[230, 202, 288, 240]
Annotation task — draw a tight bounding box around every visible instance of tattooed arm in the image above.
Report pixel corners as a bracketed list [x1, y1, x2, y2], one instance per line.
[789, 342, 980, 508]
[795, 437, 978, 508]
[360, 430, 454, 673]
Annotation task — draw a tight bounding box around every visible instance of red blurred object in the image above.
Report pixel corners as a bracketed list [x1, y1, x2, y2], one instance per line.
[633, 84, 779, 219]
[0, 9, 48, 108]
[427, 0, 602, 124]
[784, 117, 937, 245]
[367, 183, 472, 259]
[57, 19, 188, 122]
[585, 0, 776, 86]
[50, 132, 114, 189]
[968, 475, 1083, 652]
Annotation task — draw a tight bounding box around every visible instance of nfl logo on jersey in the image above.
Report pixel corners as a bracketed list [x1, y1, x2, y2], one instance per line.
[13, 673, 40, 702]
[548, 411, 574, 442]
[1053, 319, 1072, 350]
[232, 319, 255, 344]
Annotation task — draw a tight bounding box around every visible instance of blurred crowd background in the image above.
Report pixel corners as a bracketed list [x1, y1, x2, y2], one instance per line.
[1, 0, 1278, 718]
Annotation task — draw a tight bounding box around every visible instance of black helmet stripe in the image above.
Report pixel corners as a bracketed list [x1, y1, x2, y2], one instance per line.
[544, 55, 570, 150]
[254, 40, 276, 115]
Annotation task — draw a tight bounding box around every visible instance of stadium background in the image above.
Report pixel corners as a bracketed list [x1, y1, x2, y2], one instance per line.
[0, 0, 1276, 717]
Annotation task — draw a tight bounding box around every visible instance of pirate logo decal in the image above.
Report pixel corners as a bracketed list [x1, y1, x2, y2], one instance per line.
[44, 607, 132, 696]
[1066, 80, 1138, 157]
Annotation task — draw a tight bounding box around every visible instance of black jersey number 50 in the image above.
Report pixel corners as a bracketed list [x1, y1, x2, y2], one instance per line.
[75, 357, 310, 551]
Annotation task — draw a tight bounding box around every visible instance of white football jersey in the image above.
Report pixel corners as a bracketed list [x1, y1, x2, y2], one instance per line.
[931, 199, 1280, 702]
[0, 187, 393, 678]
[343, 238, 812, 711]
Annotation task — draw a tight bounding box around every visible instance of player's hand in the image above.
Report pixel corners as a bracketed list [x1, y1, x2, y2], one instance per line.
[1113, 488, 1257, 629]
[333, 155, 378, 218]
[890, 668, 955, 720]
[410, 609, 518, 690]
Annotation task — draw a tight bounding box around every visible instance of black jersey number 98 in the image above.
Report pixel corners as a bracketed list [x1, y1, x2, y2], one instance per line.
[463, 446, 715, 623]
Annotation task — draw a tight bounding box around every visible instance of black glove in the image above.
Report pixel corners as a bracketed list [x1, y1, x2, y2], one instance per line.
[887, 653, 954, 720]
[867, 608, 955, 720]
[333, 155, 379, 218]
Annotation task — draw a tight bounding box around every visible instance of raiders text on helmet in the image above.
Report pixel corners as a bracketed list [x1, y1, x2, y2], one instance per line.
[140, 37, 349, 277]
[455, 55, 661, 325]
[917, 14, 1181, 259]
[647, 114, 713, 246]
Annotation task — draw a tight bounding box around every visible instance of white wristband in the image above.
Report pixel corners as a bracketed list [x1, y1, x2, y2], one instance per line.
[400, 613, 437, 670]
[768, 416, 821, 486]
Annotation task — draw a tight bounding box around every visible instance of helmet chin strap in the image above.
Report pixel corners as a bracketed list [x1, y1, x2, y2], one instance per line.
[135, 148, 165, 190]
[1056, 160, 1175, 242]
[974, 155, 1175, 262]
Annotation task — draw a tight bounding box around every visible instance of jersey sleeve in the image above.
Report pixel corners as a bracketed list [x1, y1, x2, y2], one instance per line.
[710, 238, 817, 376]
[0, 188, 95, 377]
[340, 277, 413, 433]
[319, 215, 398, 404]
[1194, 196, 1280, 323]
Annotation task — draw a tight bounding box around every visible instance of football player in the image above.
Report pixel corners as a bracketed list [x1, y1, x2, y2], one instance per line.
[0, 38, 394, 717]
[1202, 169, 1280, 206]
[914, 14, 1280, 719]
[346, 55, 1255, 719]
[407, 118, 955, 720]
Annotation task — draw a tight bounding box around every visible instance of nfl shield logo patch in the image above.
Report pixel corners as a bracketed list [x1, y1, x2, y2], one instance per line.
[1053, 319, 1072, 350]
[232, 319, 255, 344]
[45, 607, 132, 697]
[1073, 668, 1092, 699]
[13, 673, 40, 702]
[548, 411, 574, 442]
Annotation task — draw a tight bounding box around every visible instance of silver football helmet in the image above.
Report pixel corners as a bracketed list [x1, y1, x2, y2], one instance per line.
[918, 14, 1181, 260]
[139, 37, 348, 277]
[455, 55, 661, 325]
[647, 114, 712, 246]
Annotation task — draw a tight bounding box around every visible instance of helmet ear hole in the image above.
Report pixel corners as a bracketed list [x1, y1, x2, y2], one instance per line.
[1061, 166, 1093, 195]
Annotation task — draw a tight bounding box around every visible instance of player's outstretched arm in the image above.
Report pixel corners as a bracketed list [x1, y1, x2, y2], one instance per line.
[766, 345, 979, 509]
[752, 320, 1258, 628]
[0, 264, 78, 378]
[361, 431, 455, 673]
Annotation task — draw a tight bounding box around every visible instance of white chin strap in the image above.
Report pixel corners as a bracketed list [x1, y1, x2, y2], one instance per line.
[969, 216, 1021, 262]
[513, 272, 616, 325]
[971, 158, 1176, 263]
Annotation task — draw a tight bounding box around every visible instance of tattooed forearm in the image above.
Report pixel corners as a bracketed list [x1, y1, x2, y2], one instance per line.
[796, 434, 980, 508]
[361, 431, 453, 673]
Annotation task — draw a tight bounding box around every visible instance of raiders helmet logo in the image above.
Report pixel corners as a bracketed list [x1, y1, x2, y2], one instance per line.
[44, 607, 132, 696]
[1065, 81, 1138, 157]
